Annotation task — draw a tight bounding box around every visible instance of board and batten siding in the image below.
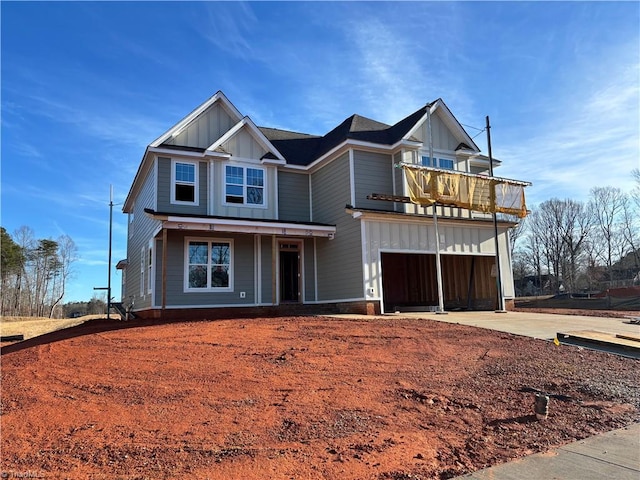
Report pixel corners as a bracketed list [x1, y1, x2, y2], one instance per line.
[221, 127, 267, 160]
[412, 110, 459, 151]
[164, 102, 235, 149]
[156, 157, 208, 215]
[353, 150, 395, 211]
[127, 164, 161, 310]
[278, 171, 310, 222]
[163, 231, 256, 307]
[312, 152, 364, 301]
[361, 218, 514, 298]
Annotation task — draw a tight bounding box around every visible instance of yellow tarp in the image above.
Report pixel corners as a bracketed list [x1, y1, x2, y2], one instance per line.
[403, 165, 528, 218]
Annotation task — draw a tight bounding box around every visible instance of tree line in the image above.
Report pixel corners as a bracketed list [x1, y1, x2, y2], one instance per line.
[1, 226, 78, 318]
[511, 169, 640, 295]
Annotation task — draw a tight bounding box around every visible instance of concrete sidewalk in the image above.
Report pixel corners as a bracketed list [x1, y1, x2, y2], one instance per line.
[454, 423, 640, 480]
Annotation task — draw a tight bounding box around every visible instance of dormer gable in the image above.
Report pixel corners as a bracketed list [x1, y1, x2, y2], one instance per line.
[206, 117, 286, 164]
[402, 99, 480, 153]
[151, 91, 243, 150]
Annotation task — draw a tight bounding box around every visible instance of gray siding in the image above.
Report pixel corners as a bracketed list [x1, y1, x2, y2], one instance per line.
[165, 103, 235, 149]
[303, 238, 316, 301]
[260, 236, 274, 304]
[221, 127, 267, 159]
[126, 163, 161, 310]
[414, 110, 459, 151]
[312, 153, 364, 301]
[157, 157, 208, 215]
[164, 231, 256, 306]
[353, 150, 394, 211]
[278, 171, 310, 222]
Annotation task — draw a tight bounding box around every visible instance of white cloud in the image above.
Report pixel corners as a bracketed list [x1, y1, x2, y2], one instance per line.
[497, 59, 640, 205]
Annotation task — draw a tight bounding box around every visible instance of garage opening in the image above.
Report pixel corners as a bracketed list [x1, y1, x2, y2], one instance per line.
[381, 252, 497, 312]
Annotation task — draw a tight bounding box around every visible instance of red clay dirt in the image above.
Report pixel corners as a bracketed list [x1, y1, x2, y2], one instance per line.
[1, 315, 639, 480]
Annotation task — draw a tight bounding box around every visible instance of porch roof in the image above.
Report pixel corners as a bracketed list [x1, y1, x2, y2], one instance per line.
[144, 209, 336, 238]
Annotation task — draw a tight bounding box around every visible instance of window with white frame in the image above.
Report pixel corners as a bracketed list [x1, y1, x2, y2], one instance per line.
[185, 238, 233, 291]
[421, 156, 455, 170]
[147, 240, 153, 295]
[140, 246, 145, 297]
[172, 160, 198, 204]
[224, 165, 265, 206]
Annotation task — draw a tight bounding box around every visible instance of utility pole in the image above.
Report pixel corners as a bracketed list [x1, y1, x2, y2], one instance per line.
[486, 116, 506, 312]
[107, 185, 113, 319]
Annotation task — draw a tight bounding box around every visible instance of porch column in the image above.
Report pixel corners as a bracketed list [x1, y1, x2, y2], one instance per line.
[271, 235, 277, 305]
[162, 226, 167, 314]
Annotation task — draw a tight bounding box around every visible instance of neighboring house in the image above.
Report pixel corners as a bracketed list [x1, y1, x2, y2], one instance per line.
[119, 91, 526, 319]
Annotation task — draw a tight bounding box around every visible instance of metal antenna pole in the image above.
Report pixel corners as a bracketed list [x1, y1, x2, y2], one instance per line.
[107, 185, 113, 320]
[486, 116, 505, 312]
[428, 108, 446, 314]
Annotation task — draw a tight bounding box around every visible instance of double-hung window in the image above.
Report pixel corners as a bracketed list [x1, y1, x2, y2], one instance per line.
[172, 160, 198, 204]
[185, 238, 233, 291]
[225, 165, 265, 206]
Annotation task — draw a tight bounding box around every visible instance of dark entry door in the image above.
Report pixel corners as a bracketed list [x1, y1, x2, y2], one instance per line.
[280, 247, 300, 303]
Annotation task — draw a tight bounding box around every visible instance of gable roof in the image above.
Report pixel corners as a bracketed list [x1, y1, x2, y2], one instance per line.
[206, 117, 286, 163]
[260, 99, 478, 166]
[150, 91, 243, 148]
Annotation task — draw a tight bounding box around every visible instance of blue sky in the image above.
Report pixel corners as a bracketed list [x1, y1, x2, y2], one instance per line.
[2, 1, 639, 303]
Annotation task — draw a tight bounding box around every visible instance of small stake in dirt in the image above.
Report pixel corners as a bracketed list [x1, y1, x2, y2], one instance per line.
[534, 393, 549, 420]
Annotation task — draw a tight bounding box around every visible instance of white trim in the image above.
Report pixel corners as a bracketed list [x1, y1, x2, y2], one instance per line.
[152, 212, 336, 238]
[205, 117, 286, 162]
[360, 218, 369, 299]
[276, 239, 304, 304]
[147, 238, 154, 296]
[183, 237, 234, 293]
[304, 138, 421, 173]
[171, 159, 200, 206]
[206, 161, 212, 215]
[404, 100, 480, 153]
[148, 146, 231, 160]
[348, 149, 356, 206]
[140, 245, 145, 298]
[313, 237, 318, 302]
[377, 248, 385, 314]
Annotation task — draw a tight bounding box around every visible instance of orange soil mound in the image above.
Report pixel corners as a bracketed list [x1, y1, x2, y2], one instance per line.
[2, 316, 638, 479]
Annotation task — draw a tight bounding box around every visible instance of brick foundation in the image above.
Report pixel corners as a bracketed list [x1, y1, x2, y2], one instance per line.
[133, 300, 381, 322]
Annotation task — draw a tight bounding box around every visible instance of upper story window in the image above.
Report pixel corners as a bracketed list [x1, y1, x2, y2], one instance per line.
[225, 165, 265, 206]
[172, 160, 198, 205]
[421, 156, 455, 170]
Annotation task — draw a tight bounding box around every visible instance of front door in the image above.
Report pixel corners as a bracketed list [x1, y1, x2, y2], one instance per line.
[279, 242, 301, 303]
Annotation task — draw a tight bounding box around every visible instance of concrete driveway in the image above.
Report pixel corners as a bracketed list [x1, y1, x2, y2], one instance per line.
[384, 310, 640, 341]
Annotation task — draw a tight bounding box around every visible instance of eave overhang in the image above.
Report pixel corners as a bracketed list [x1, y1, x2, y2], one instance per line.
[144, 209, 336, 238]
[345, 206, 521, 228]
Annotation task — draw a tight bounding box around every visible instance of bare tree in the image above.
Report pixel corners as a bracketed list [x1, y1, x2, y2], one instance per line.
[48, 235, 78, 318]
[589, 187, 626, 287]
